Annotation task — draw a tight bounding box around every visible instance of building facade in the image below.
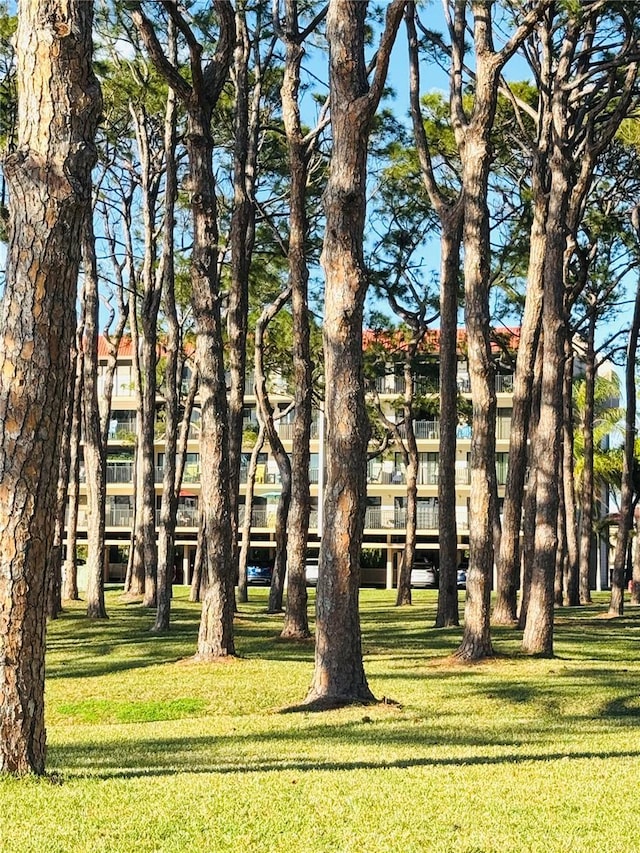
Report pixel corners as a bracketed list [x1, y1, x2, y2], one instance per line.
[71, 334, 520, 589]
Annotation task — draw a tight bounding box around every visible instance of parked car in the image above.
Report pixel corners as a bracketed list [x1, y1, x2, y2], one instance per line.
[246, 563, 273, 586]
[410, 563, 438, 588]
[305, 558, 319, 586]
[456, 568, 467, 589]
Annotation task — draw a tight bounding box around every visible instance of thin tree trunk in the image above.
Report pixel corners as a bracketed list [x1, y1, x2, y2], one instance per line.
[518, 343, 543, 629]
[254, 288, 293, 614]
[153, 24, 179, 634]
[238, 423, 266, 603]
[435, 215, 463, 627]
[396, 360, 419, 607]
[562, 341, 579, 606]
[63, 340, 84, 602]
[82, 222, 108, 621]
[494, 195, 545, 623]
[631, 511, 640, 605]
[278, 0, 315, 641]
[578, 310, 597, 604]
[48, 345, 78, 619]
[609, 248, 640, 615]
[406, 4, 461, 627]
[0, 0, 100, 775]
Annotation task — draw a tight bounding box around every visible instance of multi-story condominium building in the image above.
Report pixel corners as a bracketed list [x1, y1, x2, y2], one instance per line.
[71, 332, 520, 589]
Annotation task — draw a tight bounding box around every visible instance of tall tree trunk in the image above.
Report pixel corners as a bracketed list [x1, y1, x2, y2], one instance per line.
[522, 145, 570, 656]
[609, 248, 640, 615]
[405, 4, 461, 627]
[130, 103, 163, 610]
[82, 223, 108, 621]
[518, 344, 543, 629]
[278, 0, 315, 641]
[494, 191, 545, 624]
[63, 339, 84, 601]
[126, 286, 144, 597]
[631, 511, 640, 606]
[48, 346, 78, 619]
[396, 361, 419, 607]
[578, 311, 597, 604]
[0, 0, 100, 775]
[305, 0, 404, 706]
[238, 424, 266, 603]
[132, 1, 236, 659]
[227, 4, 257, 579]
[562, 341, 579, 606]
[153, 24, 179, 634]
[254, 289, 293, 615]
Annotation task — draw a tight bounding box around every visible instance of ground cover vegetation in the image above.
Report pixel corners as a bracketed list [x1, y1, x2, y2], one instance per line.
[3, 0, 640, 778]
[2, 588, 640, 852]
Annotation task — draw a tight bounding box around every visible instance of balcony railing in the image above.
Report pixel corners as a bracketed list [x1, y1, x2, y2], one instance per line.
[397, 420, 440, 440]
[105, 506, 134, 527]
[276, 421, 320, 440]
[106, 462, 134, 484]
[107, 421, 136, 440]
[495, 374, 515, 393]
[455, 467, 471, 485]
[155, 507, 199, 527]
[363, 507, 441, 530]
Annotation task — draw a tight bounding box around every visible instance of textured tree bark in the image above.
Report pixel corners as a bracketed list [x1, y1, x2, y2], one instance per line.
[48, 346, 78, 618]
[237, 423, 265, 604]
[154, 35, 179, 634]
[279, 0, 314, 641]
[63, 340, 84, 602]
[227, 5, 257, 578]
[518, 344, 543, 630]
[522, 146, 570, 656]
[609, 266, 640, 615]
[435, 217, 463, 628]
[82, 223, 108, 621]
[305, 0, 405, 706]
[631, 513, 640, 606]
[562, 343, 580, 606]
[455, 131, 497, 660]
[253, 289, 293, 615]
[578, 312, 597, 605]
[0, 0, 100, 774]
[396, 360, 419, 607]
[131, 0, 236, 659]
[406, 4, 461, 627]
[493, 190, 545, 624]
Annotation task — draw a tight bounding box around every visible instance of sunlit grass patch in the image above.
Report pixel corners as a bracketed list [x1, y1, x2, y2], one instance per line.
[3, 588, 640, 852]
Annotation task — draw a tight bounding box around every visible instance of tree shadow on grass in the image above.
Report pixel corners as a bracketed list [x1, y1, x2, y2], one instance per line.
[48, 722, 640, 782]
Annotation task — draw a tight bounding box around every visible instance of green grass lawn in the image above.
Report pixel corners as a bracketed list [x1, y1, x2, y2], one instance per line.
[2, 587, 640, 853]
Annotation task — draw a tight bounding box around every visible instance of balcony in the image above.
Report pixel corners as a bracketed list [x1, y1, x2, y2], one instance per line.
[106, 462, 134, 484]
[155, 465, 201, 484]
[155, 506, 199, 527]
[107, 420, 136, 441]
[105, 506, 134, 527]
[277, 421, 320, 441]
[363, 507, 440, 530]
[495, 374, 515, 393]
[397, 420, 440, 440]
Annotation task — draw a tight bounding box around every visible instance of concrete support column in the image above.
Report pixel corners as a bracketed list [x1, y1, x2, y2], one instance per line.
[386, 539, 394, 590]
[183, 545, 191, 587]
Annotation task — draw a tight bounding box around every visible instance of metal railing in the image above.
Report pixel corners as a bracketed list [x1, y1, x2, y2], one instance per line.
[106, 462, 134, 484]
[105, 506, 134, 527]
[495, 374, 515, 393]
[363, 507, 440, 530]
